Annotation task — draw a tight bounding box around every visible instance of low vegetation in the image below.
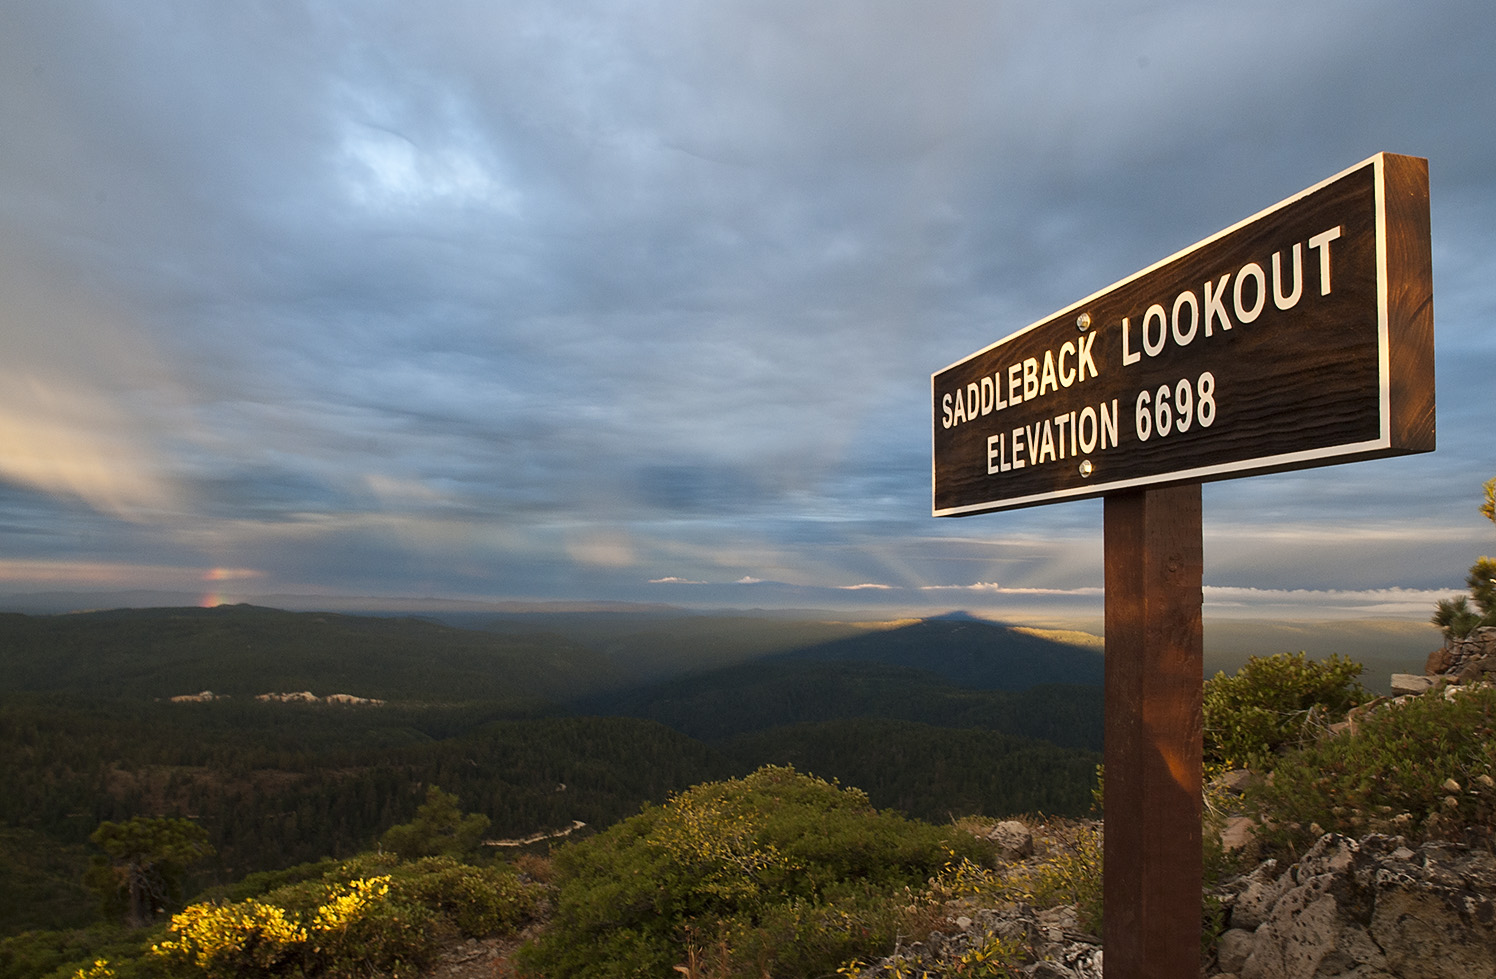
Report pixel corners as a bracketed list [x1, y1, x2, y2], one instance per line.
[1202, 641, 1496, 859]
[10, 649, 1492, 978]
[1247, 684, 1496, 854]
[1223, 479, 1496, 859]
[519, 765, 993, 979]
[147, 855, 544, 979]
[927, 820, 1103, 936]
[9, 502, 1495, 978]
[2, 792, 548, 979]
[1202, 650, 1368, 773]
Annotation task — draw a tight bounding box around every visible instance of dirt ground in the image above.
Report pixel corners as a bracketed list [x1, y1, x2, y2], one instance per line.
[420, 932, 533, 979]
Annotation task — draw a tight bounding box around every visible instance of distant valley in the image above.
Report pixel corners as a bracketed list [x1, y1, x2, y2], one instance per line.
[0, 601, 1432, 938]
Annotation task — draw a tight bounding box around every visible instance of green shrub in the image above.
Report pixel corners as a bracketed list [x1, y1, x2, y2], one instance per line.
[1247, 686, 1496, 855]
[1, 927, 155, 979]
[202, 858, 343, 905]
[518, 765, 990, 979]
[1203, 652, 1367, 772]
[74, 851, 546, 979]
[386, 857, 544, 937]
[378, 786, 489, 861]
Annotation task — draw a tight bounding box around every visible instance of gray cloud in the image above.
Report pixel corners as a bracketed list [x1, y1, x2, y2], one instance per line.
[0, 0, 1491, 613]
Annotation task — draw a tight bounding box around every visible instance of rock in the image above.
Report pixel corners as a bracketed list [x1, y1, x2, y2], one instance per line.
[987, 819, 1035, 860]
[1390, 673, 1433, 695]
[1218, 834, 1496, 979]
[1371, 842, 1496, 978]
[1459, 653, 1496, 684]
[1432, 627, 1496, 681]
[1022, 940, 1102, 979]
[1213, 769, 1256, 795]
[1216, 928, 1256, 974]
[854, 902, 1100, 979]
[1292, 833, 1357, 881]
[1230, 859, 1287, 931]
[861, 828, 1496, 979]
[1221, 815, 1257, 853]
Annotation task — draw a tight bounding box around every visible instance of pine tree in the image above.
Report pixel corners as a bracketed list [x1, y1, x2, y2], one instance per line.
[1433, 478, 1496, 640]
[83, 816, 213, 928]
[378, 786, 489, 860]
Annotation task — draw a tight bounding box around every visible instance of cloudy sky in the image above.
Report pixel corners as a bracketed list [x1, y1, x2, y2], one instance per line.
[0, 1, 1491, 619]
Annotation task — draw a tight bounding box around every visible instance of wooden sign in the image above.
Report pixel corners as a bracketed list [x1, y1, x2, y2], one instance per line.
[933, 153, 1433, 515]
[928, 153, 1435, 979]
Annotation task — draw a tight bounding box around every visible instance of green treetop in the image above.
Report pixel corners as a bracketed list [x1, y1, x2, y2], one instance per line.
[1432, 476, 1496, 640]
[84, 816, 214, 928]
[379, 786, 490, 860]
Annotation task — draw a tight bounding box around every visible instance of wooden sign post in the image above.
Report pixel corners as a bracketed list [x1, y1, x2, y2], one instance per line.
[932, 153, 1433, 977]
[1102, 484, 1203, 977]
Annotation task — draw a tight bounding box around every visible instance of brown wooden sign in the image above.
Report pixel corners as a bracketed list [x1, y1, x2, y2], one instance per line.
[928, 153, 1435, 979]
[932, 153, 1433, 515]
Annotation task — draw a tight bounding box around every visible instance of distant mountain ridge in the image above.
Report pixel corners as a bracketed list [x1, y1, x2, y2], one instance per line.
[0, 605, 1102, 704]
[768, 615, 1105, 690]
[0, 604, 620, 703]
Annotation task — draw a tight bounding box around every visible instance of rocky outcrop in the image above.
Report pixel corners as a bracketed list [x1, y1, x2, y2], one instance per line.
[855, 904, 1102, 979]
[324, 692, 385, 705]
[169, 690, 221, 702]
[1426, 626, 1496, 683]
[849, 829, 1496, 979]
[1209, 833, 1496, 978]
[986, 819, 1036, 860]
[256, 690, 385, 705]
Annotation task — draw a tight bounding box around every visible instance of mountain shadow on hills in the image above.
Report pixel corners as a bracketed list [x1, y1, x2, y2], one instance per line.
[581, 657, 1104, 749]
[766, 616, 1104, 691]
[576, 615, 1108, 750]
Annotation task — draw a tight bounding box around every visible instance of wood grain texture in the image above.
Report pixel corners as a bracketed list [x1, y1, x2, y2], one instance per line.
[1104, 484, 1204, 979]
[1383, 153, 1435, 451]
[934, 153, 1435, 515]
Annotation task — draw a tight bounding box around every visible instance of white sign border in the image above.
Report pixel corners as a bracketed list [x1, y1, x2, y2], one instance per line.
[932, 152, 1397, 517]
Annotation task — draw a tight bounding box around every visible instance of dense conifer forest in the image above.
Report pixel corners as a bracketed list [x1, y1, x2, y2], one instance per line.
[0, 604, 1103, 943]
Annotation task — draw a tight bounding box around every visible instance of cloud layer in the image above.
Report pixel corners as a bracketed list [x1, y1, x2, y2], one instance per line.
[0, 1, 1491, 615]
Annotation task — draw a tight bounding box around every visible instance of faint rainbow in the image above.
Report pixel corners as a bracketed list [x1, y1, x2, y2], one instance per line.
[200, 567, 262, 607]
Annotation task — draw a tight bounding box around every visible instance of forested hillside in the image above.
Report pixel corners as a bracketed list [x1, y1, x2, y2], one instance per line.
[459, 609, 878, 681]
[0, 604, 620, 702]
[0, 605, 1104, 940]
[586, 660, 1103, 749]
[720, 718, 1099, 816]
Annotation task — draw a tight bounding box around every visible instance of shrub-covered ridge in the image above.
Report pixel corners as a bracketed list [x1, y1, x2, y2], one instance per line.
[519, 765, 994, 979]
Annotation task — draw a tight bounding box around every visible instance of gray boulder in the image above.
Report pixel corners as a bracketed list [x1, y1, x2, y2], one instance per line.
[1217, 834, 1496, 979]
